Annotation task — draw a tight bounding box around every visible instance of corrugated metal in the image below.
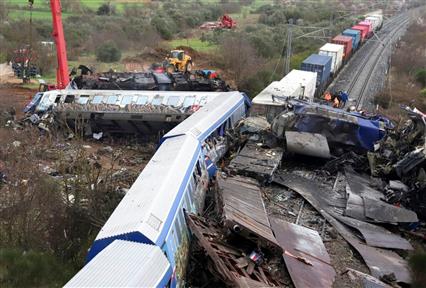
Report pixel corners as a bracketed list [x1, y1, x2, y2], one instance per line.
[318, 43, 344, 73]
[300, 54, 332, 87]
[163, 91, 245, 141]
[332, 35, 353, 60]
[65, 240, 171, 288]
[95, 134, 200, 244]
[352, 25, 368, 42]
[365, 16, 381, 31]
[358, 21, 373, 36]
[342, 29, 361, 50]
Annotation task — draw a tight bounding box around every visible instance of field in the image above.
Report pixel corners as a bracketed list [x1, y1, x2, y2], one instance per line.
[168, 38, 218, 52]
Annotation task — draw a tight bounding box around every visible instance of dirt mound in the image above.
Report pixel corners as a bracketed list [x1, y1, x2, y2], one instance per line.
[174, 46, 200, 59]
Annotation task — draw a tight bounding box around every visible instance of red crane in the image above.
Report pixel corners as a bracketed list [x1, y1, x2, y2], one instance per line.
[49, 0, 69, 89]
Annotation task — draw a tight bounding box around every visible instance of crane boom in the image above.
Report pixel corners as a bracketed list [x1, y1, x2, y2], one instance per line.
[50, 0, 69, 89]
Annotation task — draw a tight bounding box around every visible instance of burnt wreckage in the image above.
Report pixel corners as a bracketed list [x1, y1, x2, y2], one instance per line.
[72, 69, 230, 92]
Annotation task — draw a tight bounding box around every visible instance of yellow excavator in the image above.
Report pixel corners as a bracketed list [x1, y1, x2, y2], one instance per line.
[164, 50, 193, 73]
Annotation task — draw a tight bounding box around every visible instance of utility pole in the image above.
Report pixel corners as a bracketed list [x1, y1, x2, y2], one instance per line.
[284, 19, 293, 76]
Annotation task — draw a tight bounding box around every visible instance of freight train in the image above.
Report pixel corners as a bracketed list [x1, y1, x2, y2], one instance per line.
[251, 11, 384, 119]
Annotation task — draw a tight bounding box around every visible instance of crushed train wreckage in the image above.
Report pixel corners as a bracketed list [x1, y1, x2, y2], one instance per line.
[184, 100, 425, 287]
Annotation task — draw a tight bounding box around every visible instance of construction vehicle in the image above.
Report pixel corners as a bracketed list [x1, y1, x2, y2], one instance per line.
[164, 50, 193, 73]
[200, 14, 237, 30]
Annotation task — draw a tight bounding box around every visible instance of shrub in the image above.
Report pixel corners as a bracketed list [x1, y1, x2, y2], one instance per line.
[95, 42, 122, 63]
[415, 69, 426, 87]
[97, 3, 115, 16]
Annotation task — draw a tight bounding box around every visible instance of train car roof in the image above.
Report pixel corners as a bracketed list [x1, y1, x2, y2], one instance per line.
[94, 134, 200, 246]
[162, 91, 245, 141]
[65, 240, 171, 288]
[42, 89, 227, 97]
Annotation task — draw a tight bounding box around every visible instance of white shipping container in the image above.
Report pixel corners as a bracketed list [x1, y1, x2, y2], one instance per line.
[318, 43, 344, 74]
[279, 69, 317, 101]
[366, 15, 383, 31]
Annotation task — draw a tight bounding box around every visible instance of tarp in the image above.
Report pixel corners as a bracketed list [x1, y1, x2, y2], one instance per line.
[279, 100, 389, 151]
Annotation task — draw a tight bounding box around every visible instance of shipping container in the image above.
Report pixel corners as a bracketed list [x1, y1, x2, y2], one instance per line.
[251, 70, 317, 120]
[342, 29, 361, 50]
[351, 25, 368, 42]
[332, 35, 353, 61]
[365, 15, 383, 31]
[358, 21, 373, 38]
[300, 54, 332, 89]
[318, 43, 344, 74]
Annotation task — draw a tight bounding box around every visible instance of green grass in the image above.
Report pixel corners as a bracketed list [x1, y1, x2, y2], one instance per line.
[168, 38, 218, 52]
[8, 9, 73, 21]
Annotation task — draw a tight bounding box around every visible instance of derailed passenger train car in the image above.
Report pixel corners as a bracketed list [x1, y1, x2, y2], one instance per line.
[65, 92, 250, 287]
[34, 89, 240, 135]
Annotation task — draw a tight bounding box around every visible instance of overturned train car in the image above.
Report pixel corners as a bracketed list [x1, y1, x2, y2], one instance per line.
[34, 89, 244, 135]
[65, 92, 250, 287]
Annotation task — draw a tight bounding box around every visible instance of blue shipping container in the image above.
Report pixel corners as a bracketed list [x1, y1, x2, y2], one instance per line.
[300, 54, 332, 87]
[342, 29, 361, 50]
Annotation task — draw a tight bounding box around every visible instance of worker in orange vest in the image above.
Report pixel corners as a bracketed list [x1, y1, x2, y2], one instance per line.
[324, 91, 332, 102]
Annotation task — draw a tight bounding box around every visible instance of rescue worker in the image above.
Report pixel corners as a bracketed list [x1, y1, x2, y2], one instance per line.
[333, 96, 340, 108]
[337, 90, 349, 107]
[324, 91, 332, 102]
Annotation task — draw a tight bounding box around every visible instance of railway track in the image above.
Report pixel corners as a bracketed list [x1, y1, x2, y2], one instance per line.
[329, 12, 411, 110]
[352, 15, 410, 109]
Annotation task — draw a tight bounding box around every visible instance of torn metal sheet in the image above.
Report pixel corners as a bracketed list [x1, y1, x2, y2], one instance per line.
[332, 213, 413, 250]
[270, 217, 336, 288]
[185, 213, 280, 287]
[345, 188, 367, 221]
[363, 196, 418, 223]
[273, 172, 411, 284]
[285, 131, 331, 159]
[345, 169, 418, 223]
[229, 142, 283, 183]
[344, 268, 392, 288]
[345, 169, 383, 200]
[218, 175, 280, 249]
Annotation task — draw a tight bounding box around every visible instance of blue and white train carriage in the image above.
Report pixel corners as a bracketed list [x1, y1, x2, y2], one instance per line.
[65, 91, 250, 287]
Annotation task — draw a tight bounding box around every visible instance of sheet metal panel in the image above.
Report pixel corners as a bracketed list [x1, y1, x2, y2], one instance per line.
[218, 175, 280, 248]
[65, 240, 171, 288]
[273, 172, 411, 284]
[270, 218, 336, 288]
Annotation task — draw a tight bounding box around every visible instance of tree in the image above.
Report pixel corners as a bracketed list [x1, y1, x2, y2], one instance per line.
[97, 3, 115, 16]
[95, 42, 121, 63]
[219, 33, 264, 87]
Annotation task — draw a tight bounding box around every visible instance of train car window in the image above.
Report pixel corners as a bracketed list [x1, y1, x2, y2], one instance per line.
[196, 161, 202, 176]
[92, 95, 103, 104]
[78, 95, 89, 104]
[121, 95, 133, 105]
[184, 192, 191, 210]
[178, 209, 186, 228]
[183, 96, 195, 107]
[54, 95, 62, 103]
[175, 215, 182, 242]
[136, 96, 148, 105]
[107, 95, 118, 105]
[152, 96, 164, 106]
[64, 95, 75, 103]
[167, 96, 180, 107]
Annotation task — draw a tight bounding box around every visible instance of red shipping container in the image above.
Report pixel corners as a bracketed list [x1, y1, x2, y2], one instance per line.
[332, 35, 353, 61]
[358, 21, 373, 38]
[351, 25, 368, 42]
